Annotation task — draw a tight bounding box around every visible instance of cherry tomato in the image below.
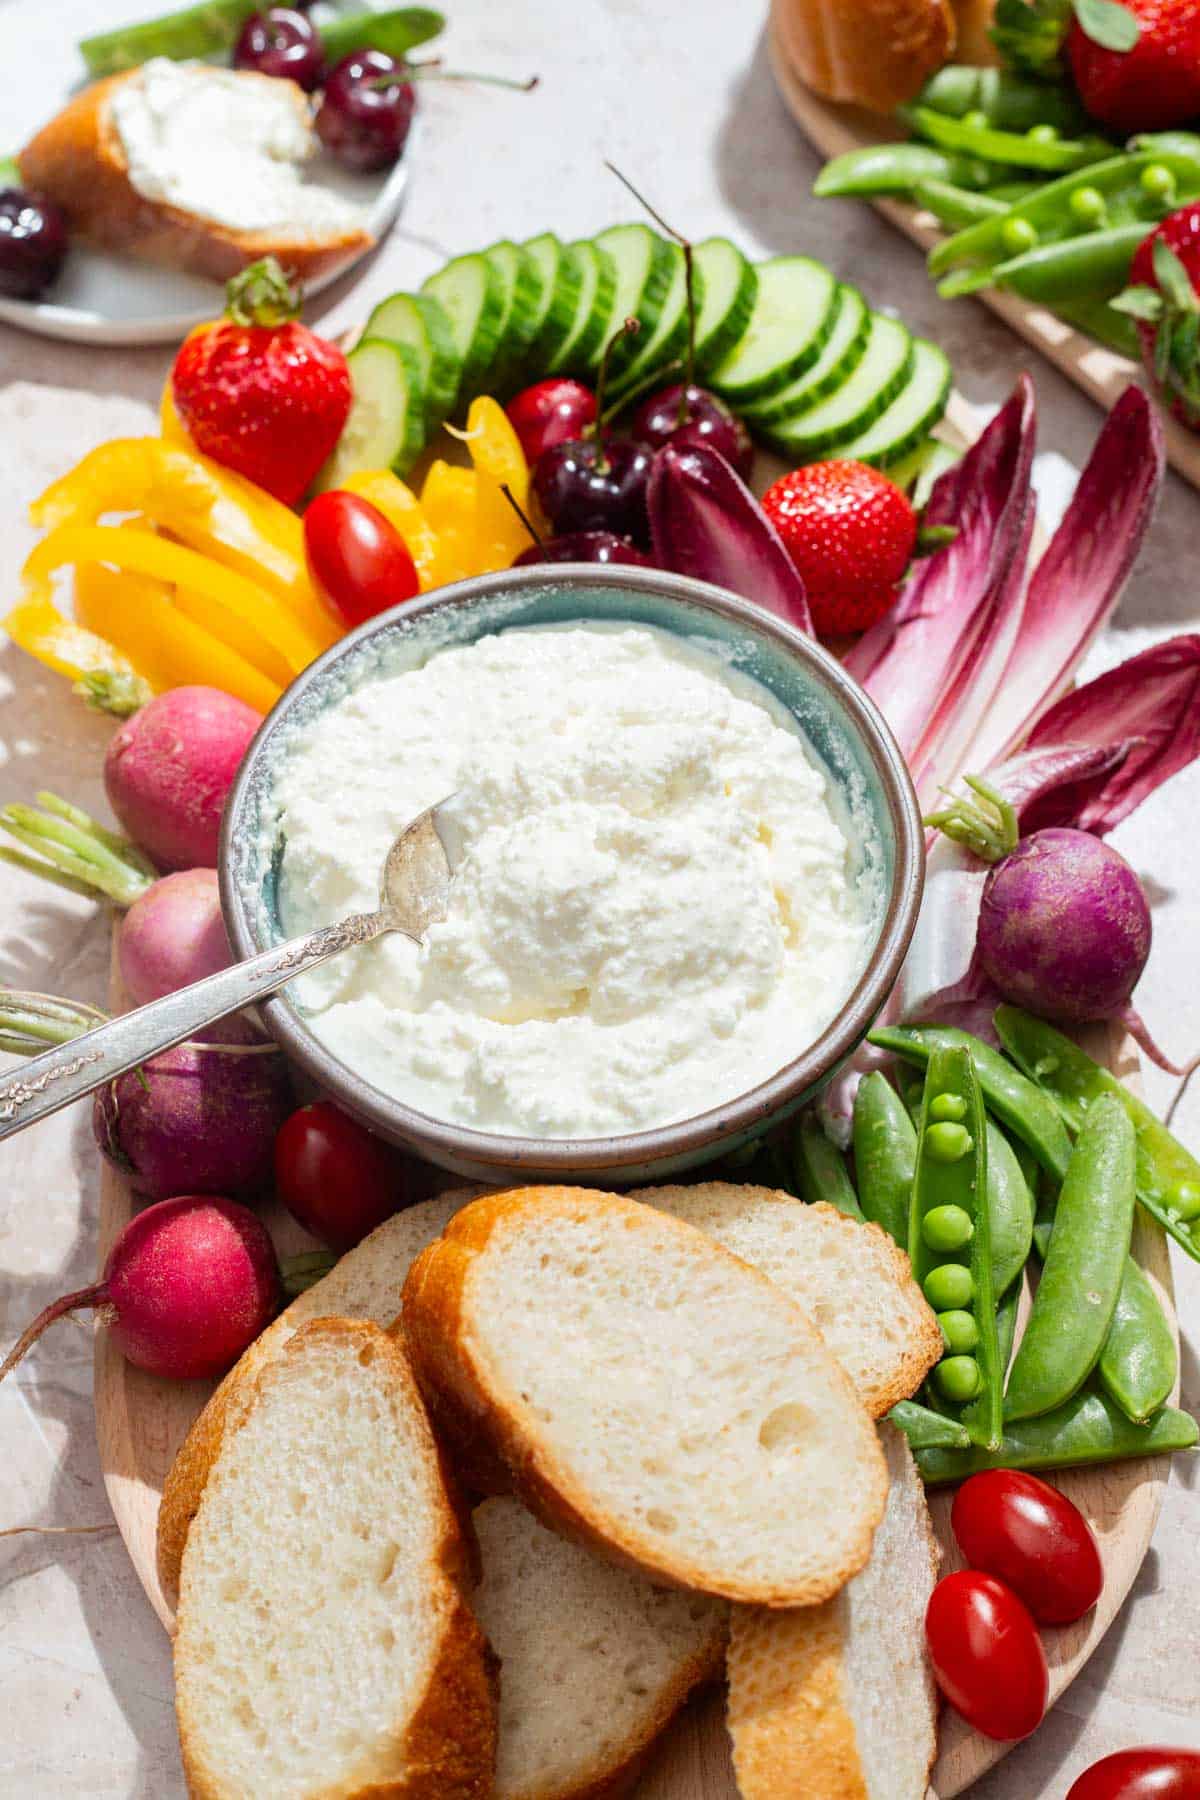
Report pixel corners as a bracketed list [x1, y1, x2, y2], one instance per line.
[304, 491, 420, 629]
[952, 1470, 1103, 1625]
[505, 378, 596, 465]
[274, 1100, 408, 1251]
[925, 1570, 1048, 1741]
[1067, 1748, 1200, 1800]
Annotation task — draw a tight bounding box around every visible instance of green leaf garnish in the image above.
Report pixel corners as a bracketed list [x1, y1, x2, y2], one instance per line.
[1111, 284, 1164, 321]
[1152, 238, 1199, 313]
[990, 0, 1073, 77]
[1073, 0, 1141, 52]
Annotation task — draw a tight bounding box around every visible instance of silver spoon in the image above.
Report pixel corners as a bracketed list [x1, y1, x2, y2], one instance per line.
[0, 799, 456, 1142]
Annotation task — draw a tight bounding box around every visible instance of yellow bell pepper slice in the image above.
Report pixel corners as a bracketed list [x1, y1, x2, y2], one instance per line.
[462, 396, 530, 506]
[419, 461, 477, 584]
[74, 564, 281, 715]
[31, 438, 338, 652]
[338, 470, 456, 592]
[23, 525, 321, 687]
[5, 596, 148, 697]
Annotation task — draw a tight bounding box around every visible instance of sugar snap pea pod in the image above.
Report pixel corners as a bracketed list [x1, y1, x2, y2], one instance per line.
[995, 1007, 1200, 1257]
[987, 1122, 1036, 1297]
[928, 149, 1200, 277]
[913, 181, 1009, 231]
[1005, 1096, 1135, 1422]
[913, 66, 1088, 135]
[814, 144, 967, 199]
[794, 1113, 864, 1219]
[889, 1399, 972, 1451]
[870, 1025, 1073, 1181]
[910, 1046, 1002, 1449]
[915, 1387, 1198, 1484]
[1132, 132, 1200, 160]
[941, 222, 1147, 303]
[318, 7, 446, 65]
[852, 1072, 915, 1246]
[908, 108, 1113, 174]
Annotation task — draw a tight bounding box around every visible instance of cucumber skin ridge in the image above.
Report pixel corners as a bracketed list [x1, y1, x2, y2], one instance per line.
[760, 325, 916, 461]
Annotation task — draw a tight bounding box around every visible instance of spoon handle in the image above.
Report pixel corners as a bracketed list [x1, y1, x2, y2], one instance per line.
[0, 912, 385, 1142]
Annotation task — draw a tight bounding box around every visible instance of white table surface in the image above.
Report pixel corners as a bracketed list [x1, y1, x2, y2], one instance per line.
[1, 2, 1198, 1794]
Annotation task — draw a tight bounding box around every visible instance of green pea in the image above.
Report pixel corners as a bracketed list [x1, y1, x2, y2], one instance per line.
[935, 1355, 983, 1403]
[923, 1204, 975, 1252]
[938, 1309, 980, 1354]
[924, 1262, 974, 1310]
[1069, 185, 1107, 224]
[1141, 163, 1176, 201]
[929, 1092, 967, 1122]
[963, 109, 989, 130]
[1027, 123, 1060, 144]
[1001, 216, 1039, 256]
[926, 1122, 974, 1163]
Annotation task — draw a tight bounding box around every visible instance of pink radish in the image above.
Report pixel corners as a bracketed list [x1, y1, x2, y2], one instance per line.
[117, 868, 257, 1042]
[0, 1196, 280, 1384]
[104, 686, 262, 870]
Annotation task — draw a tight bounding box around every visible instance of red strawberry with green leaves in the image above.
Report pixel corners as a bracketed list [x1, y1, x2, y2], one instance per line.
[171, 257, 352, 505]
[991, 0, 1200, 135]
[1114, 207, 1200, 430]
[761, 460, 920, 637]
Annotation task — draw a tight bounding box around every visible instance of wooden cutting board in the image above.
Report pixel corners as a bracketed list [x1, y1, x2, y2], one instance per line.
[765, 0, 1200, 495]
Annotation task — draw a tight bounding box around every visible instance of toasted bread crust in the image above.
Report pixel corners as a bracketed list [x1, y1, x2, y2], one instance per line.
[175, 1319, 497, 1800]
[401, 1186, 888, 1608]
[19, 70, 372, 286]
[774, 0, 956, 113]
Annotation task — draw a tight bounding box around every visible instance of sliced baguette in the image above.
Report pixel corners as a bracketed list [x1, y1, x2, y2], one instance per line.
[401, 1186, 889, 1607]
[474, 1496, 726, 1800]
[18, 70, 373, 287]
[174, 1317, 496, 1800]
[727, 1423, 940, 1800]
[157, 1188, 478, 1602]
[636, 1185, 942, 1417]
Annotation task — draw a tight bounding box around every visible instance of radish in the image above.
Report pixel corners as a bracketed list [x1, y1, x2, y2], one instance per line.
[0, 1196, 280, 1386]
[94, 1039, 292, 1200]
[104, 686, 262, 871]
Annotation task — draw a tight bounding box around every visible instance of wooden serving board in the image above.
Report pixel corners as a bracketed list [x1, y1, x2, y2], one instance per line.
[766, 0, 1200, 495]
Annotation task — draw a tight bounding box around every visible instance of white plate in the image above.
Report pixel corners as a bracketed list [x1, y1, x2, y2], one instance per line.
[0, 122, 412, 347]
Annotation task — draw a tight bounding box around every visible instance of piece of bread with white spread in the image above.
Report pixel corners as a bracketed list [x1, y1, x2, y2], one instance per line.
[401, 1185, 889, 1607]
[173, 1317, 496, 1800]
[18, 60, 373, 287]
[636, 1184, 942, 1417]
[727, 1422, 941, 1800]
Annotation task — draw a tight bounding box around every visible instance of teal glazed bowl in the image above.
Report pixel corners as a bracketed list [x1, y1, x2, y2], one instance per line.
[220, 565, 924, 1185]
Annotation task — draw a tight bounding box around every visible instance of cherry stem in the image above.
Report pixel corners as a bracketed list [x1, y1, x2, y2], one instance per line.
[375, 60, 538, 91]
[498, 483, 542, 546]
[604, 160, 696, 421]
[591, 316, 641, 474]
[0, 1284, 105, 1386]
[601, 354, 684, 426]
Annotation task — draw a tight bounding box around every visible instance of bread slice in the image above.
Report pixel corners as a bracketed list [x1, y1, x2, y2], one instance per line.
[157, 1188, 477, 1602]
[19, 67, 373, 287]
[773, 0, 955, 113]
[174, 1318, 496, 1800]
[401, 1186, 889, 1607]
[474, 1496, 726, 1800]
[727, 1424, 940, 1800]
[636, 1185, 942, 1417]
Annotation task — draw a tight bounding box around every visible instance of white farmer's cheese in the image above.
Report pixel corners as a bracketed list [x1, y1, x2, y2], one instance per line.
[273, 624, 874, 1139]
[111, 59, 366, 238]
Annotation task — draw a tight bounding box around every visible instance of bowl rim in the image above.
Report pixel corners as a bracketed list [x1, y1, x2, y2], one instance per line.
[219, 563, 924, 1172]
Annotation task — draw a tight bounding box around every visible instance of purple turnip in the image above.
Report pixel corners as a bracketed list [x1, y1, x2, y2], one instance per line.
[0, 1196, 280, 1386]
[104, 686, 262, 871]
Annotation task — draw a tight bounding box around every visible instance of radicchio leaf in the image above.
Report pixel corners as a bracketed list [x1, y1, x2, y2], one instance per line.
[964, 385, 1165, 775]
[647, 444, 813, 634]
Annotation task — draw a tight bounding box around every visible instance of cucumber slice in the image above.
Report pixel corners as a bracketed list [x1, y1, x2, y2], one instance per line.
[607, 242, 697, 404]
[692, 238, 758, 374]
[742, 285, 869, 426]
[708, 256, 839, 404]
[363, 291, 459, 434]
[590, 224, 677, 379]
[547, 241, 617, 375]
[421, 252, 505, 414]
[762, 314, 914, 459]
[482, 239, 542, 392]
[835, 340, 953, 469]
[315, 340, 425, 489]
[519, 233, 573, 376]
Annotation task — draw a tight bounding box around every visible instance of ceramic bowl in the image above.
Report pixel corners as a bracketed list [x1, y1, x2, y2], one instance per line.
[220, 565, 923, 1184]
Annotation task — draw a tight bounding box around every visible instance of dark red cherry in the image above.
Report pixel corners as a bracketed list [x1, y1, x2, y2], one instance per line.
[233, 8, 324, 88]
[0, 188, 68, 299]
[531, 437, 652, 546]
[631, 382, 753, 479]
[316, 51, 416, 171]
[513, 531, 652, 567]
[506, 379, 597, 465]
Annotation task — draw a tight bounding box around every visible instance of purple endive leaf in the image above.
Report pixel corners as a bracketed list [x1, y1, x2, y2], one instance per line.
[845, 377, 1037, 762]
[989, 740, 1138, 833]
[964, 385, 1165, 774]
[1026, 634, 1200, 832]
[647, 444, 813, 634]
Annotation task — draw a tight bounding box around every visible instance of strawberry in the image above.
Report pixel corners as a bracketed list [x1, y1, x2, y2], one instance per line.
[761, 461, 917, 637]
[1114, 207, 1200, 429]
[1066, 0, 1200, 135]
[171, 258, 351, 505]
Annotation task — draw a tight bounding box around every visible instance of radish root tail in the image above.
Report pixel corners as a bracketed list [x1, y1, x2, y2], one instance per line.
[0, 1284, 105, 1385]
